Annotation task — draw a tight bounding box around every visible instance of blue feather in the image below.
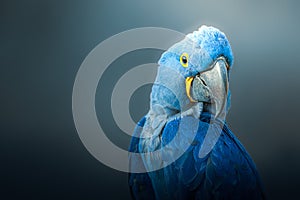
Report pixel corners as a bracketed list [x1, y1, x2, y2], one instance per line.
[129, 113, 265, 199]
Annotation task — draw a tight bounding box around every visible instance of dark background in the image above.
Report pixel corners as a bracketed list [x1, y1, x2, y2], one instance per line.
[1, 0, 300, 199]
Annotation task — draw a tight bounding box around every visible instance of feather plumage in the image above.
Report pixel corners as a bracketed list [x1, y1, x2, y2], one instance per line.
[129, 113, 265, 199]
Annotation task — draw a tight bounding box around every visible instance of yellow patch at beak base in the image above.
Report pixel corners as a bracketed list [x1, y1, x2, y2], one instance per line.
[185, 77, 197, 103]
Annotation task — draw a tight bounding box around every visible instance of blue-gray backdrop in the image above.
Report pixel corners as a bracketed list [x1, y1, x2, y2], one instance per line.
[1, 0, 300, 199]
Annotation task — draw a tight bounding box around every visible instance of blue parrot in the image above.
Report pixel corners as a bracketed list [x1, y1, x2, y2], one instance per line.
[128, 25, 265, 200]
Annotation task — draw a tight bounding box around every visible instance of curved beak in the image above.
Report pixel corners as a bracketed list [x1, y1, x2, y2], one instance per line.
[185, 58, 229, 118]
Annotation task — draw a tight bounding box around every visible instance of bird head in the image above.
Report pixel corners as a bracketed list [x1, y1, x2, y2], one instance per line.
[151, 25, 233, 120]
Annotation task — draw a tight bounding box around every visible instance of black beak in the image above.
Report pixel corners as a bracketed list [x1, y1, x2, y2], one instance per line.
[185, 57, 229, 118]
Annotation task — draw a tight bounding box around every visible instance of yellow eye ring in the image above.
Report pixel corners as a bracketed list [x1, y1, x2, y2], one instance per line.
[180, 53, 189, 68]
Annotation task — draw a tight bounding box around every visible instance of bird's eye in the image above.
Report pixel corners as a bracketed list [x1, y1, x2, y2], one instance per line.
[180, 53, 189, 68]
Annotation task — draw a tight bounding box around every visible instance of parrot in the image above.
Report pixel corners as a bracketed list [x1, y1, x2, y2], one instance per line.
[128, 25, 265, 200]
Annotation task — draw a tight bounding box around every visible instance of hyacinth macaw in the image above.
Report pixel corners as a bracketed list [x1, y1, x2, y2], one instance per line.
[128, 25, 265, 200]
